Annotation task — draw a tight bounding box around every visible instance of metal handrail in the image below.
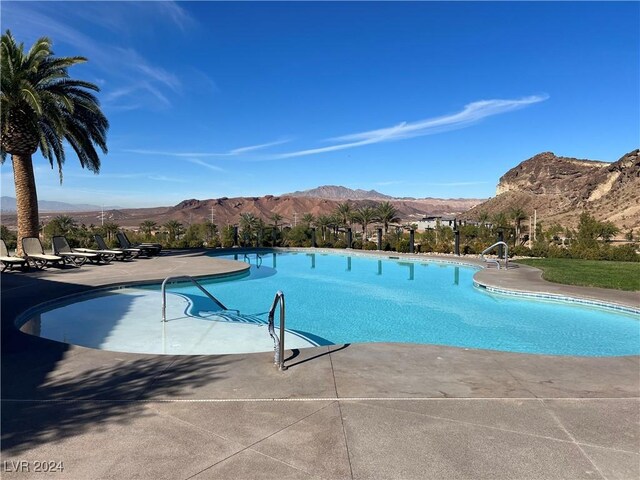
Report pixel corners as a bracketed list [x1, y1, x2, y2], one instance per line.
[161, 275, 236, 322]
[480, 241, 509, 270]
[244, 253, 263, 268]
[267, 291, 286, 371]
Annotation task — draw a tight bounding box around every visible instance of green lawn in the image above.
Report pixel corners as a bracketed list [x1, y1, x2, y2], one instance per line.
[515, 258, 640, 291]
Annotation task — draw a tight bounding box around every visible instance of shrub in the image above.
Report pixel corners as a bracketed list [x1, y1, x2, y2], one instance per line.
[434, 242, 452, 254]
[334, 239, 347, 249]
[396, 238, 410, 253]
[462, 244, 476, 255]
[510, 245, 532, 257]
[352, 239, 363, 249]
[610, 244, 640, 262]
[363, 241, 378, 250]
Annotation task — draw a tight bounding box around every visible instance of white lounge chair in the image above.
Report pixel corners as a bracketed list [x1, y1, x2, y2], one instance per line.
[52, 236, 102, 266]
[22, 237, 64, 269]
[0, 239, 27, 272]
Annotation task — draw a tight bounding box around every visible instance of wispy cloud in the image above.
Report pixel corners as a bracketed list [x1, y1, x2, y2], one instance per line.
[230, 139, 291, 155]
[186, 159, 226, 173]
[125, 139, 291, 159]
[2, 2, 192, 111]
[271, 95, 549, 159]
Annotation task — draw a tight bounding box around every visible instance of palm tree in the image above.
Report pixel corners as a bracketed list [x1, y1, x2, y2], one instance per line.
[376, 201, 399, 234]
[239, 212, 258, 246]
[509, 207, 527, 244]
[140, 220, 157, 239]
[163, 220, 183, 243]
[301, 213, 315, 228]
[335, 202, 352, 228]
[316, 215, 332, 241]
[1, 31, 108, 254]
[353, 206, 377, 239]
[101, 222, 119, 243]
[269, 213, 283, 231]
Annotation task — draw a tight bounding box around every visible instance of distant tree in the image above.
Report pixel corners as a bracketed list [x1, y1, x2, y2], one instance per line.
[376, 201, 399, 234]
[239, 212, 259, 246]
[43, 215, 77, 240]
[575, 212, 619, 246]
[301, 213, 315, 228]
[509, 207, 527, 244]
[202, 220, 218, 245]
[316, 215, 332, 241]
[353, 206, 377, 239]
[100, 222, 119, 243]
[492, 212, 509, 229]
[163, 220, 184, 243]
[334, 202, 352, 228]
[269, 213, 283, 231]
[139, 220, 157, 239]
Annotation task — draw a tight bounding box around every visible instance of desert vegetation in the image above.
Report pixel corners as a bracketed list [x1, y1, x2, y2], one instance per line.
[2, 207, 636, 265]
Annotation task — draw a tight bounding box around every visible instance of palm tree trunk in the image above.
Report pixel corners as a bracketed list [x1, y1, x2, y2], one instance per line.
[12, 154, 39, 255]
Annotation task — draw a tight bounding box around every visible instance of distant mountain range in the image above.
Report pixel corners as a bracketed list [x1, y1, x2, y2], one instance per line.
[0, 196, 120, 213]
[287, 185, 394, 200]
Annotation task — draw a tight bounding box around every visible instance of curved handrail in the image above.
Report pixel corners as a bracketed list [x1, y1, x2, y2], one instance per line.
[244, 253, 263, 268]
[161, 275, 238, 322]
[480, 241, 509, 270]
[267, 291, 286, 371]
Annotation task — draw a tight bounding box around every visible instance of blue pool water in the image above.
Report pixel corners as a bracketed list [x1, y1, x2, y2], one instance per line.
[20, 251, 640, 356]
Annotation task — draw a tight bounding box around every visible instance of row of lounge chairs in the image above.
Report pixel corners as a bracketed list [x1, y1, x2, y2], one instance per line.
[0, 232, 163, 272]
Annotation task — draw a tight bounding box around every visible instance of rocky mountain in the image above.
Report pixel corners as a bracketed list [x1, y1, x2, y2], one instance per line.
[286, 185, 393, 200]
[0, 195, 483, 229]
[465, 149, 640, 231]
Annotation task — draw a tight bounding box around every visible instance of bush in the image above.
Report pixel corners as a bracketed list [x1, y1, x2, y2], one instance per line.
[334, 239, 347, 249]
[352, 239, 363, 249]
[610, 244, 640, 262]
[396, 238, 410, 253]
[434, 242, 452, 254]
[363, 241, 378, 250]
[510, 245, 533, 257]
[462, 244, 476, 255]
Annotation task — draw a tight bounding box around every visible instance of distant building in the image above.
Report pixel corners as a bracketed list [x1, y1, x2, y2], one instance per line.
[415, 216, 456, 231]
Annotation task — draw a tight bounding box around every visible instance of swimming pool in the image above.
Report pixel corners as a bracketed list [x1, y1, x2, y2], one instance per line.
[18, 251, 640, 356]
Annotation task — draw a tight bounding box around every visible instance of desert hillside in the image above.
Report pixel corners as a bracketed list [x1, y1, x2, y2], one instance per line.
[0, 192, 483, 229]
[465, 149, 640, 231]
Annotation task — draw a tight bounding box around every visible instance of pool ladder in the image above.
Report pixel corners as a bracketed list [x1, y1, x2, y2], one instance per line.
[268, 291, 287, 371]
[480, 241, 509, 270]
[161, 275, 287, 371]
[161, 275, 237, 322]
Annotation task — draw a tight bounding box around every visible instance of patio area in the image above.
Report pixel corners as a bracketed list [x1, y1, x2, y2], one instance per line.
[2, 249, 638, 479]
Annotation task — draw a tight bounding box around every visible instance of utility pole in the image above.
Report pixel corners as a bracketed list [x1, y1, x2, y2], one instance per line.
[101, 205, 104, 227]
[533, 209, 537, 242]
[293, 212, 297, 227]
[529, 216, 532, 248]
[210, 206, 214, 224]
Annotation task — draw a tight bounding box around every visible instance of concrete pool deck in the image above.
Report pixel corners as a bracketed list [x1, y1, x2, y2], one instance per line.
[1, 248, 638, 479]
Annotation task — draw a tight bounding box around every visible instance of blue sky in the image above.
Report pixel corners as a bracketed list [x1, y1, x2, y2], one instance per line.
[1, 1, 638, 208]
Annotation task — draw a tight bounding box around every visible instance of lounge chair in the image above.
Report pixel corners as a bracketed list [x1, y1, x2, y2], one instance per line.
[0, 239, 27, 272]
[93, 235, 134, 260]
[52, 236, 102, 266]
[22, 237, 64, 269]
[123, 232, 162, 254]
[116, 232, 154, 257]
